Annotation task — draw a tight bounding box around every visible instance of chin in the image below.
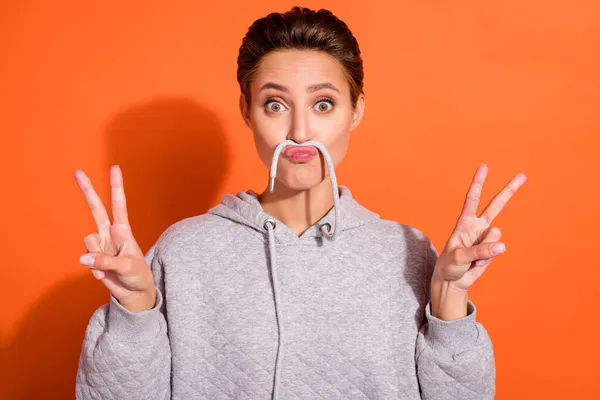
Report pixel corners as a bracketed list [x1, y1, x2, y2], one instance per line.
[276, 163, 329, 192]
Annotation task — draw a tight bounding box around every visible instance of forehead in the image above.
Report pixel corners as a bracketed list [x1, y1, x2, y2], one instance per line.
[254, 50, 348, 90]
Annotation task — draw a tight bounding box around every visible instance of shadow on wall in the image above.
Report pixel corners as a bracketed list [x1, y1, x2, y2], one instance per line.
[0, 98, 229, 399]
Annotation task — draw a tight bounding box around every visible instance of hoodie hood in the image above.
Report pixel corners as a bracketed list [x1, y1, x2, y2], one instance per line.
[208, 185, 380, 243]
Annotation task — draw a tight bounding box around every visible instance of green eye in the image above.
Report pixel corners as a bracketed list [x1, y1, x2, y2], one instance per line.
[314, 100, 333, 112]
[266, 101, 285, 112]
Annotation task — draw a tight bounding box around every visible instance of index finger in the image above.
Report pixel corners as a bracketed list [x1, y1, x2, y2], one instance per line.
[74, 169, 111, 236]
[480, 173, 527, 224]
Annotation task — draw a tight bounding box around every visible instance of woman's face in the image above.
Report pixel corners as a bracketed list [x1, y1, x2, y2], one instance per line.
[240, 49, 364, 191]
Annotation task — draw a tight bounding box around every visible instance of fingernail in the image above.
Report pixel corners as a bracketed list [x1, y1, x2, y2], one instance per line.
[91, 269, 104, 280]
[492, 243, 506, 255]
[80, 255, 95, 266]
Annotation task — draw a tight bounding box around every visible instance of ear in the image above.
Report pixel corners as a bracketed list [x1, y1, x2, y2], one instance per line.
[239, 94, 252, 129]
[350, 94, 365, 132]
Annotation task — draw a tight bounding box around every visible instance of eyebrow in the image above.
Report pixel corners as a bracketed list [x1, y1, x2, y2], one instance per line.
[259, 82, 340, 94]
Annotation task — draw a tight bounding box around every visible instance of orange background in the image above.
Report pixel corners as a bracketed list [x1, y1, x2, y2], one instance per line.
[1, 1, 599, 398]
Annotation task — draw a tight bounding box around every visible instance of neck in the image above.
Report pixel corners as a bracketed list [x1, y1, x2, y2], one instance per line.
[258, 179, 335, 237]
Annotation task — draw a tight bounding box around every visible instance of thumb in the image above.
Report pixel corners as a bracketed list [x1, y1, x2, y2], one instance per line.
[79, 252, 134, 273]
[453, 242, 506, 265]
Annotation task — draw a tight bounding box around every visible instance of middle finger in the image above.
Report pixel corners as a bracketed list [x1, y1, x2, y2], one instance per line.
[480, 173, 527, 225]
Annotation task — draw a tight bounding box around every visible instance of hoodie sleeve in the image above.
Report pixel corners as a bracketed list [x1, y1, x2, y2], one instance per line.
[415, 238, 496, 400]
[75, 244, 171, 400]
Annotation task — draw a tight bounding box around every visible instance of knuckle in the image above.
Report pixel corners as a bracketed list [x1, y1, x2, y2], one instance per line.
[112, 223, 131, 235]
[476, 245, 487, 257]
[493, 193, 508, 205]
[83, 233, 102, 251]
[480, 214, 491, 226]
[465, 194, 479, 203]
[84, 232, 99, 241]
[470, 182, 483, 191]
[96, 255, 108, 269]
[492, 227, 502, 238]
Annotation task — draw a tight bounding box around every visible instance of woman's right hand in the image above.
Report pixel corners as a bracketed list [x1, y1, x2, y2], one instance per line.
[74, 165, 156, 313]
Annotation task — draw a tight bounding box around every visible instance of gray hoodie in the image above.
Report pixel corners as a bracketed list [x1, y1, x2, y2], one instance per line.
[75, 183, 496, 399]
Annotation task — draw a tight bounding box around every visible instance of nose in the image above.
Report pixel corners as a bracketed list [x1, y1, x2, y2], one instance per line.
[287, 108, 311, 143]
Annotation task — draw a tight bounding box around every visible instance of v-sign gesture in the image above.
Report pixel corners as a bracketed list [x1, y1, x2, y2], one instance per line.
[75, 165, 156, 312]
[431, 164, 527, 320]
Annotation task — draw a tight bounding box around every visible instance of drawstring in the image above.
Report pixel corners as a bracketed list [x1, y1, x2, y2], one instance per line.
[265, 140, 341, 399]
[264, 218, 284, 400]
[269, 139, 341, 241]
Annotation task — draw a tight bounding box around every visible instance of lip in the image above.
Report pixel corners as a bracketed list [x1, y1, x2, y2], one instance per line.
[283, 146, 318, 163]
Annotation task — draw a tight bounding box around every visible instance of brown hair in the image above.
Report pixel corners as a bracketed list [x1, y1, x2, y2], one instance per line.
[237, 6, 364, 107]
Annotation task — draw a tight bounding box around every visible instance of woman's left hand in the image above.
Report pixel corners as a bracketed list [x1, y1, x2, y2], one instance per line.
[430, 164, 527, 320]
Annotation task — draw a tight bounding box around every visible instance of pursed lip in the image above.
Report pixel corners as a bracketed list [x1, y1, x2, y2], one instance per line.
[283, 146, 318, 158]
[283, 146, 318, 164]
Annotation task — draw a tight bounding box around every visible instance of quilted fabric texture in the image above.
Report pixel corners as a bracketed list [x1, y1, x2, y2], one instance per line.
[76, 186, 495, 399]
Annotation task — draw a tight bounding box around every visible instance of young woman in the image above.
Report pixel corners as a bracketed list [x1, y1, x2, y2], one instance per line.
[75, 7, 526, 400]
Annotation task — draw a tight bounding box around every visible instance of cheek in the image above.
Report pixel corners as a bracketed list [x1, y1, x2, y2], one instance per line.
[252, 129, 274, 167]
[250, 111, 289, 166]
[315, 112, 353, 165]
[330, 131, 351, 168]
